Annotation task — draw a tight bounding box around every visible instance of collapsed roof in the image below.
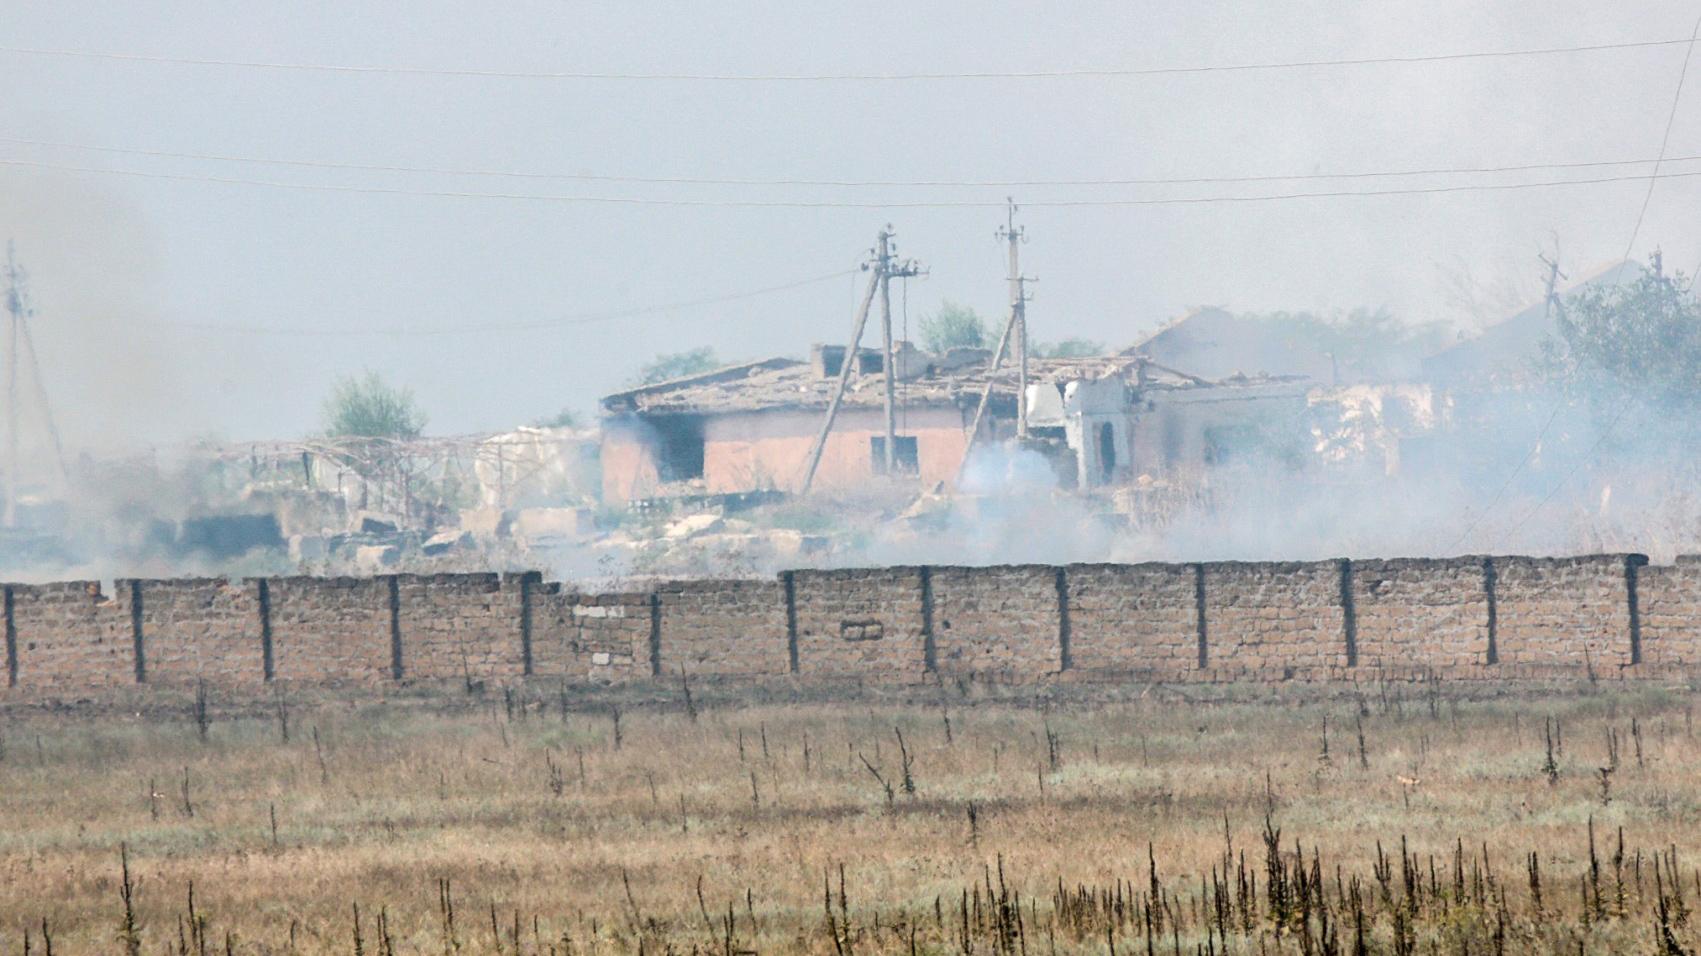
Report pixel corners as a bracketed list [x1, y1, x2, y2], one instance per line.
[599, 344, 1297, 417]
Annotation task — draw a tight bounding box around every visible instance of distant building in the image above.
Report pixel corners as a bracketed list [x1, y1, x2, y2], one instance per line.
[598, 342, 1309, 504]
[1127, 307, 1344, 383]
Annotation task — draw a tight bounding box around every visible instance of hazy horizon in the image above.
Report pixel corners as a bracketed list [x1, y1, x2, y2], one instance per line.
[5, 1, 1699, 453]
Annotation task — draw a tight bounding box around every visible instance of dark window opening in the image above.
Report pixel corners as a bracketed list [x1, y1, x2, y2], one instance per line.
[870, 435, 919, 475]
[816, 346, 883, 378]
[1203, 424, 1257, 466]
[1203, 423, 1304, 471]
[1098, 422, 1117, 482]
[819, 346, 846, 377]
[654, 416, 706, 481]
[1161, 416, 1183, 467]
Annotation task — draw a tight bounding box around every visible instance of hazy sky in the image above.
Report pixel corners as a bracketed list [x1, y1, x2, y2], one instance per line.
[4, 1, 1700, 451]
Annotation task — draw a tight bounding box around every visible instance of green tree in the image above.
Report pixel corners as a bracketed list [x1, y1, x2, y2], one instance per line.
[918, 301, 988, 353]
[321, 371, 426, 440]
[1239, 307, 1445, 381]
[633, 347, 721, 385]
[535, 408, 582, 429]
[1543, 254, 1701, 409]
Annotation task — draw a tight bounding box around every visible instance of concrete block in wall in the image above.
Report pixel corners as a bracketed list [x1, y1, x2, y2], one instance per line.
[791, 567, 927, 680]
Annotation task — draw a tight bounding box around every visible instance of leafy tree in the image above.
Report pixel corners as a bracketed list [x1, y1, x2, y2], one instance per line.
[1033, 338, 1105, 359]
[633, 347, 721, 385]
[918, 301, 988, 353]
[1543, 254, 1701, 410]
[321, 371, 426, 440]
[1240, 307, 1445, 381]
[535, 408, 582, 429]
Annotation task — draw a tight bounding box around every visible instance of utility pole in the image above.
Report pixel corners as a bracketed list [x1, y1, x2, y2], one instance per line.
[997, 200, 1032, 440]
[956, 205, 1035, 478]
[956, 302, 1018, 479]
[3, 244, 20, 528]
[1, 243, 67, 529]
[800, 243, 882, 495]
[875, 227, 922, 475]
[1538, 250, 1568, 325]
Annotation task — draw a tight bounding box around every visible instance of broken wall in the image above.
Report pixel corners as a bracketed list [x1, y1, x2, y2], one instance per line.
[5, 580, 135, 691]
[701, 406, 972, 496]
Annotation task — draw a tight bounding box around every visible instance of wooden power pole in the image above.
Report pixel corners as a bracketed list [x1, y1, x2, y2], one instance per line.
[956, 205, 1034, 478]
[1, 243, 68, 528]
[800, 245, 881, 495]
[876, 227, 922, 475]
[800, 229, 922, 494]
[3, 246, 21, 528]
[997, 200, 1031, 439]
[1538, 250, 1568, 325]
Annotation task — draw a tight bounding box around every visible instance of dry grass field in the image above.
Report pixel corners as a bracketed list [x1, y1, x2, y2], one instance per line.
[4, 678, 1701, 954]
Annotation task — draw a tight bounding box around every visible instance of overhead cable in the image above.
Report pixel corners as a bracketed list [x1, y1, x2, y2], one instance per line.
[0, 36, 1690, 82]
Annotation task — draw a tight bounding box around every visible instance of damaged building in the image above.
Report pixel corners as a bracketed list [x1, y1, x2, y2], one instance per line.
[598, 342, 1312, 505]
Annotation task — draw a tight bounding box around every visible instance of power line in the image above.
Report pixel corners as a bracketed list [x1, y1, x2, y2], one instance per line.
[6, 135, 1701, 189]
[143, 268, 857, 336]
[7, 156, 1701, 208]
[1620, 12, 1701, 262]
[0, 36, 1689, 81]
[1459, 9, 1701, 552]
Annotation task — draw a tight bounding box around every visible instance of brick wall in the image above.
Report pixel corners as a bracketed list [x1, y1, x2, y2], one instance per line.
[395, 573, 526, 683]
[1636, 555, 1701, 668]
[1493, 555, 1638, 674]
[791, 567, 927, 681]
[1203, 561, 1346, 680]
[656, 578, 789, 676]
[267, 576, 395, 685]
[578, 592, 656, 681]
[928, 565, 1061, 679]
[1351, 557, 1491, 676]
[529, 587, 654, 682]
[0, 552, 1684, 696]
[5, 580, 134, 692]
[1065, 562, 1201, 679]
[139, 578, 265, 685]
[528, 582, 579, 678]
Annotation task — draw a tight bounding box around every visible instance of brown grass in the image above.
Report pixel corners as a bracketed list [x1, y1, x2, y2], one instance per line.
[3, 678, 1700, 953]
